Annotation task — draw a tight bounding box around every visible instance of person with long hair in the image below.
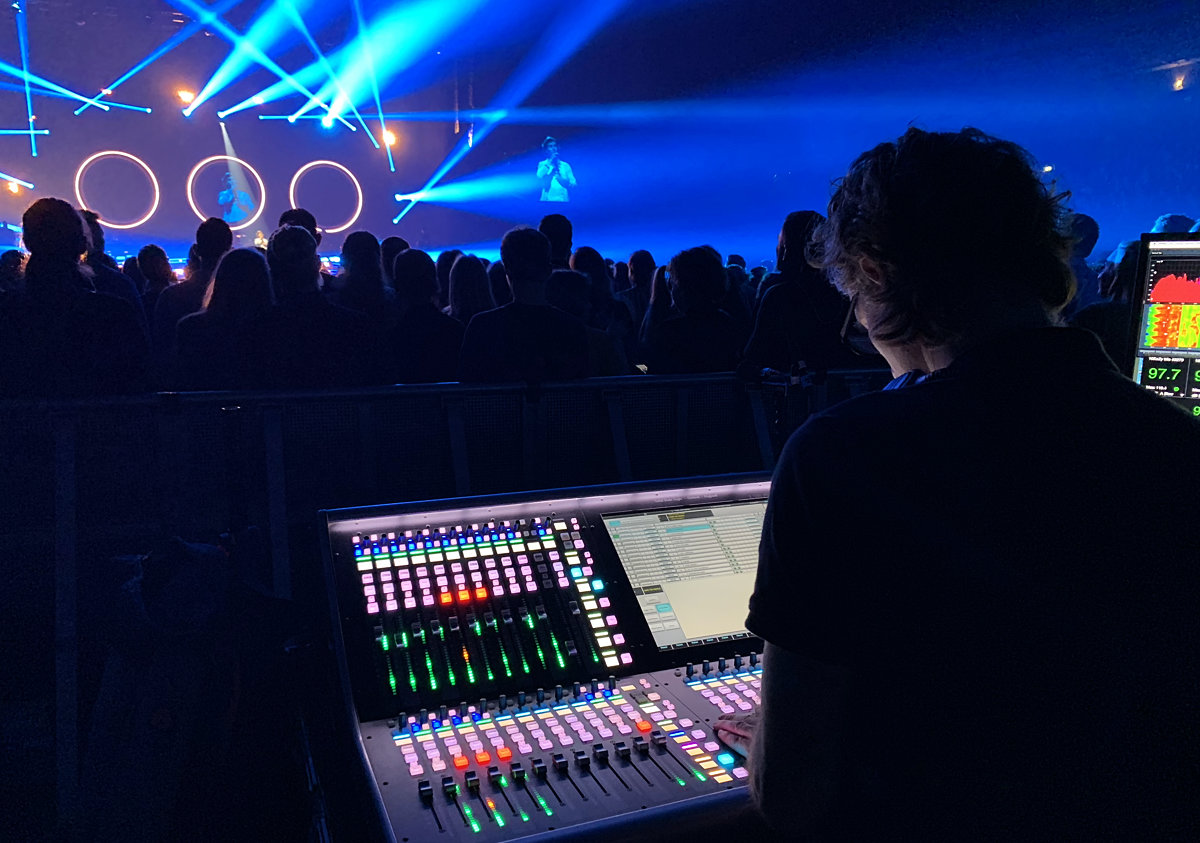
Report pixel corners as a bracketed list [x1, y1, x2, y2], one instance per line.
[173, 248, 273, 390]
[446, 254, 494, 326]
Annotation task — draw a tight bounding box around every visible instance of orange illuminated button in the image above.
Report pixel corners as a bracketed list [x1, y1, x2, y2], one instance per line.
[497, 746, 512, 761]
[475, 751, 491, 765]
[475, 587, 487, 600]
[458, 589, 471, 603]
[636, 720, 652, 733]
[453, 754, 469, 769]
[439, 592, 453, 605]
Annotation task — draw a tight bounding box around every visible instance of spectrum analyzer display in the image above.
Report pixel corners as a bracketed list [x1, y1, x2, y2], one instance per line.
[1132, 236, 1200, 420]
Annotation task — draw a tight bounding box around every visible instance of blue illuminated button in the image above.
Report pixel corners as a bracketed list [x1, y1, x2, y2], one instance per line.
[716, 752, 736, 768]
[591, 579, 604, 592]
[570, 567, 583, 579]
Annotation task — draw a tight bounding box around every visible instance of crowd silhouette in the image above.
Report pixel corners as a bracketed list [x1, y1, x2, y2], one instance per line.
[0, 190, 1190, 398]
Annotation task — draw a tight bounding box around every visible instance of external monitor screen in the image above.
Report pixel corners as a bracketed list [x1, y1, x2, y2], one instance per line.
[601, 501, 766, 651]
[1131, 236, 1200, 421]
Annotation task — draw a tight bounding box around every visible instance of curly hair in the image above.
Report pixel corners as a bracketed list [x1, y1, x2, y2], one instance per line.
[811, 127, 1075, 348]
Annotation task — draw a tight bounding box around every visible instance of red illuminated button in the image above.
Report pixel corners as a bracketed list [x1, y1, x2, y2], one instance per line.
[439, 592, 453, 605]
[636, 721, 652, 733]
[458, 589, 471, 603]
[474, 587, 487, 600]
[453, 754, 469, 770]
[475, 751, 491, 765]
[497, 746, 512, 761]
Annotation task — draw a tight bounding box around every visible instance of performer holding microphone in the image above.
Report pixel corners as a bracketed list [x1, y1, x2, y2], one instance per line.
[537, 136, 576, 202]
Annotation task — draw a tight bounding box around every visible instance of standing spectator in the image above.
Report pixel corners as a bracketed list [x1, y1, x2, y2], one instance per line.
[458, 227, 588, 382]
[137, 244, 175, 326]
[241, 225, 382, 390]
[0, 248, 25, 293]
[387, 249, 465, 383]
[643, 246, 742, 374]
[329, 230, 395, 320]
[173, 248, 273, 390]
[434, 249, 462, 309]
[81, 209, 148, 338]
[538, 213, 573, 270]
[446, 254, 495, 326]
[153, 217, 231, 362]
[0, 198, 148, 396]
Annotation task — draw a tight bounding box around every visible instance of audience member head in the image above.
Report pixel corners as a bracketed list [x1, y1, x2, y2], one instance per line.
[487, 259, 512, 306]
[121, 256, 145, 290]
[727, 263, 750, 294]
[727, 254, 747, 269]
[203, 247, 273, 322]
[266, 224, 321, 300]
[1151, 213, 1195, 234]
[137, 244, 174, 291]
[813, 126, 1073, 355]
[381, 235, 410, 287]
[777, 210, 826, 275]
[0, 248, 25, 292]
[1069, 213, 1100, 260]
[668, 246, 727, 314]
[628, 250, 656, 288]
[435, 249, 462, 307]
[1098, 240, 1140, 303]
[569, 246, 613, 299]
[392, 248, 438, 308]
[750, 265, 766, 285]
[501, 227, 553, 301]
[23, 197, 88, 263]
[278, 207, 321, 246]
[79, 209, 106, 259]
[538, 213, 573, 264]
[613, 261, 629, 291]
[195, 217, 234, 267]
[545, 269, 591, 320]
[340, 230, 384, 292]
[448, 254, 494, 323]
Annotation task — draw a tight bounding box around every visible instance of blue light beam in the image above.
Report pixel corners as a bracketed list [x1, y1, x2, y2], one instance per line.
[75, 0, 247, 115]
[352, 0, 392, 170]
[0, 59, 117, 111]
[394, 0, 627, 223]
[13, 1, 35, 156]
[0, 170, 35, 189]
[168, 0, 354, 131]
[277, 0, 377, 146]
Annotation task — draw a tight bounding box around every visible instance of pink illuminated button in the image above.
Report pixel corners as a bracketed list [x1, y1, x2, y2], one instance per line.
[432, 759, 446, 772]
[574, 540, 585, 548]
[620, 653, 633, 664]
[517, 743, 532, 755]
[733, 767, 749, 779]
[558, 578, 570, 588]
[385, 600, 398, 612]
[367, 603, 380, 614]
[422, 595, 435, 606]
[599, 598, 611, 608]
[605, 615, 618, 626]
[364, 586, 377, 596]
[538, 739, 553, 751]
[408, 763, 423, 777]
[678, 719, 693, 728]
[613, 634, 626, 645]
[704, 741, 720, 752]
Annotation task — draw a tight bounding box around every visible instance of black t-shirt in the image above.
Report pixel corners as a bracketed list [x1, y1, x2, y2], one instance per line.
[241, 292, 386, 390]
[643, 309, 742, 374]
[458, 302, 589, 382]
[748, 327, 1200, 838]
[741, 276, 860, 376]
[0, 285, 150, 397]
[386, 303, 464, 384]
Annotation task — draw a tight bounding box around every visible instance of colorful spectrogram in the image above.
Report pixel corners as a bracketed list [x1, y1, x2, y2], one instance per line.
[1149, 273, 1200, 304]
[1144, 304, 1200, 349]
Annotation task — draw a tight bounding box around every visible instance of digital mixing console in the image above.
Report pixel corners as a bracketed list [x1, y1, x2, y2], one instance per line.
[322, 475, 771, 841]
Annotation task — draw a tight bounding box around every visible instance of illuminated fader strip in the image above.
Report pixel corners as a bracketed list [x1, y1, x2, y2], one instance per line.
[353, 515, 634, 696]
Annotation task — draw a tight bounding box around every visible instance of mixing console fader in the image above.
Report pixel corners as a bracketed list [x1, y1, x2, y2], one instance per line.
[322, 475, 771, 841]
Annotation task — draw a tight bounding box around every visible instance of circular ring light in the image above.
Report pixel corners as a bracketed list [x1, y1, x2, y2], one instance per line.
[74, 150, 161, 230]
[185, 154, 266, 231]
[288, 160, 363, 234]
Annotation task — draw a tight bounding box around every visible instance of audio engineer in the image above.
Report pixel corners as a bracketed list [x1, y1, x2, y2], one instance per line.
[716, 128, 1200, 839]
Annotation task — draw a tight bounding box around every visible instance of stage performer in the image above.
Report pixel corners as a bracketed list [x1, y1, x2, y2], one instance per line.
[536, 137, 576, 202]
[218, 171, 255, 225]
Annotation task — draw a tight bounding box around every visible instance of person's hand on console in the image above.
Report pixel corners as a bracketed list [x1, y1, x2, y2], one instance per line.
[713, 709, 758, 758]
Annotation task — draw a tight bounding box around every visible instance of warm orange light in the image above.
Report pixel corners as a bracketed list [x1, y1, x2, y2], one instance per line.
[1174, 75, 1186, 91]
[383, 129, 397, 146]
[177, 89, 196, 104]
[6, 181, 19, 195]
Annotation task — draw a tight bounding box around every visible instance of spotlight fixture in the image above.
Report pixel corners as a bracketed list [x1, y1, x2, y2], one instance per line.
[1174, 75, 1186, 91]
[383, 129, 397, 146]
[6, 181, 19, 194]
[177, 89, 196, 104]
